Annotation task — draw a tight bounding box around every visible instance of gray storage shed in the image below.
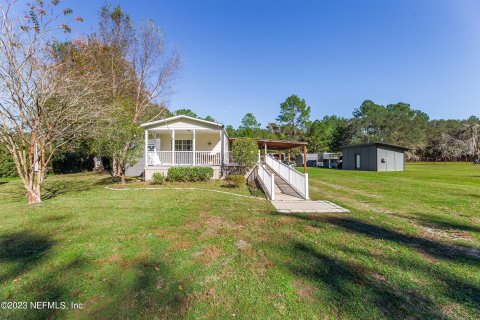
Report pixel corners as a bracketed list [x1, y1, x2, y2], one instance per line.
[342, 143, 408, 171]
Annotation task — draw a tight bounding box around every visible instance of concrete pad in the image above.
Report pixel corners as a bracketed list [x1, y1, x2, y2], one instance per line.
[271, 200, 349, 213]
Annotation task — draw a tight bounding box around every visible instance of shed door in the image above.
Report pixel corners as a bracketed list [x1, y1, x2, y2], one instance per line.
[378, 149, 387, 171]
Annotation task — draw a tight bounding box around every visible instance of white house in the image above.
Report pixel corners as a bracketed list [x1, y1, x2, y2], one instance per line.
[126, 115, 231, 180]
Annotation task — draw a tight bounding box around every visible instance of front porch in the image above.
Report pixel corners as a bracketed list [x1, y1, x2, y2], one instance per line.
[146, 150, 232, 166]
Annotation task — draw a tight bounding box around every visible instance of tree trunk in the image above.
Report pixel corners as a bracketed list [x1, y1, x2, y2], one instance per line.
[112, 157, 119, 176]
[93, 156, 105, 173]
[27, 187, 41, 204]
[119, 161, 126, 184]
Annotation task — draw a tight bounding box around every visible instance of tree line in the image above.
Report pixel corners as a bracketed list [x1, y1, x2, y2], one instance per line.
[225, 95, 479, 161]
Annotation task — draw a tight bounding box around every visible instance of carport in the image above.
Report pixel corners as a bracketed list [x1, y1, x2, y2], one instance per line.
[229, 138, 309, 173]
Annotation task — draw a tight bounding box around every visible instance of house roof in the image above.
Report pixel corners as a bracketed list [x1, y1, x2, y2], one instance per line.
[342, 142, 409, 151]
[229, 137, 308, 150]
[140, 115, 224, 129]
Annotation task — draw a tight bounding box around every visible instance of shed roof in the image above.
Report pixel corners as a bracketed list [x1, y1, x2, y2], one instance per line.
[342, 142, 409, 151]
[229, 137, 308, 150]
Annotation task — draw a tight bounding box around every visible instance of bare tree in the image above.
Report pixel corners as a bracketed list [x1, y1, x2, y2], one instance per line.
[0, 0, 98, 203]
[92, 4, 180, 183]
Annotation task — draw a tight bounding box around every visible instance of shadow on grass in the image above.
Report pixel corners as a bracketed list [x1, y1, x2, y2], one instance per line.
[1, 243, 189, 319]
[42, 180, 94, 200]
[285, 241, 447, 319]
[43, 174, 116, 200]
[272, 212, 480, 265]
[0, 231, 55, 284]
[338, 244, 480, 312]
[86, 258, 189, 319]
[0, 181, 7, 185]
[326, 217, 480, 265]
[412, 213, 480, 234]
[220, 184, 237, 189]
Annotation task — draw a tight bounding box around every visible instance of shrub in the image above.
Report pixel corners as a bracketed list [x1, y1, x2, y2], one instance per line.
[51, 151, 94, 174]
[225, 174, 245, 188]
[0, 146, 17, 178]
[232, 138, 258, 171]
[167, 167, 214, 182]
[151, 172, 165, 185]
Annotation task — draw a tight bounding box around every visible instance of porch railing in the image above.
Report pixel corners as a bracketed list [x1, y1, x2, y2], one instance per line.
[265, 154, 309, 199]
[147, 151, 232, 166]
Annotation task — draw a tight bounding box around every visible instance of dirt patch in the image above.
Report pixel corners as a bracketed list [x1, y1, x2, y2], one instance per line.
[130, 251, 152, 266]
[96, 253, 123, 265]
[418, 225, 475, 242]
[371, 272, 388, 283]
[184, 211, 244, 237]
[193, 245, 223, 264]
[278, 216, 298, 224]
[303, 225, 321, 234]
[292, 279, 316, 301]
[171, 240, 193, 251]
[441, 303, 470, 319]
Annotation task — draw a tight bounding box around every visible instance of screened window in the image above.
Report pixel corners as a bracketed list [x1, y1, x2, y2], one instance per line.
[175, 140, 193, 151]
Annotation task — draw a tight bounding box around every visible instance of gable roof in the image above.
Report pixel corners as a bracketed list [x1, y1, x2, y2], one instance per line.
[140, 115, 224, 129]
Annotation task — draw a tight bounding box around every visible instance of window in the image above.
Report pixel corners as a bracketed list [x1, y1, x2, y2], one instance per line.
[355, 154, 361, 169]
[175, 140, 192, 151]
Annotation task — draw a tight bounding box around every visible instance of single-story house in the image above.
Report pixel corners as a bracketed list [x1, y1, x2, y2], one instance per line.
[342, 143, 408, 171]
[126, 115, 230, 180]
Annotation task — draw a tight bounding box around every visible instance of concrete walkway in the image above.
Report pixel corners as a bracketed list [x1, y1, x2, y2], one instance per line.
[271, 199, 349, 213]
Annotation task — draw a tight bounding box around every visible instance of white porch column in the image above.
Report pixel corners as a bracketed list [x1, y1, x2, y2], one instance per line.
[192, 129, 196, 166]
[144, 129, 148, 167]
[172, 129, 175, 165]
[220, 129, 225, 167]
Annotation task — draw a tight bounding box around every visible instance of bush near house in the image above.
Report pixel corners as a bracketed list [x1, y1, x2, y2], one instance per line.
[232, 137, 258, 172]
[167, 166, 214, 182]
[151, 172, 165, 185]
[225, 174, 245, 188]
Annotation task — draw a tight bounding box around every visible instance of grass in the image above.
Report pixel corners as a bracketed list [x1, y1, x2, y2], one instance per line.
[0, 163, 479, 319]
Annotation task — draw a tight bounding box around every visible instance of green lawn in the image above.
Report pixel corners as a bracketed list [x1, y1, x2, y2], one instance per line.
[0, 163, 479, 319]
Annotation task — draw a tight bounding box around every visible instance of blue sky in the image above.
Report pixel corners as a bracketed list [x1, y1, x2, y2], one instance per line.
[66, 0, 480, 126]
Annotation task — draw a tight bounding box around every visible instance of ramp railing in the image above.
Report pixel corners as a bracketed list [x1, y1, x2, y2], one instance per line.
[265, 154, 309, 199]
[257, 162, 275, 200]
